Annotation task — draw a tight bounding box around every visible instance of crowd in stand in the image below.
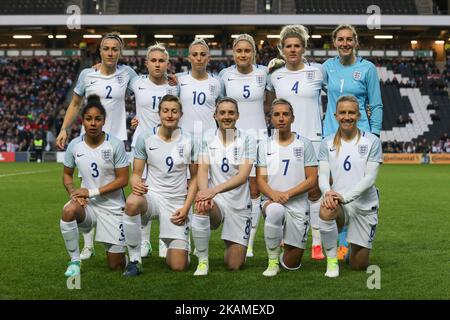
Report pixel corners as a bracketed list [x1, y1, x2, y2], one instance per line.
[0, 57, 80, 153]
[382, 133, 450, 154]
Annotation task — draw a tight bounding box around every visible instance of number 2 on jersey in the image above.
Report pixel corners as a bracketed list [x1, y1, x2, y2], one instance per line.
[105, 85, 112, 99]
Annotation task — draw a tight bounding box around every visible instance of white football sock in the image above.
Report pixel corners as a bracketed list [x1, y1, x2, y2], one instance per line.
[309, 199, 322, 246]
[82, 227, 94, 248]
[60, 219, 80, 262]
[141, 220, 151, 243]
[319, 217, 338, 258]
[123, 214, 142, 263]
[191, 214, 210, 262]
[248, 197, 261, 249]
[264, 203, 285, 259]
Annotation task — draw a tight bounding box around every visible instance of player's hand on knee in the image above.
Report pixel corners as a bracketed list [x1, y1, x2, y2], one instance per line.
[72, 196, 88, 207]
[170, 208, 188, 225]
[132, 182, 148, 196]
[71, 188, 89, 199]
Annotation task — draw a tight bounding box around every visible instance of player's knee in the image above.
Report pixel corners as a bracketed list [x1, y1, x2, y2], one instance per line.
[125, 199, 141, 216]
[61, 204, 77, 221]
[308, 188, 321, 201]
[226, 261, 243, 271]
[319, 207, 335, 221]
[169, 262, 188, 272]
[350, 260, 369, 271]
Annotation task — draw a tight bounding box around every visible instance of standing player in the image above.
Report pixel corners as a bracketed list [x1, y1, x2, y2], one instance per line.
[218, 34, 270, 258]
[322, 24, 383, 260]
[60, 95, 129, 277]
[122, 95, 198, 276]
[257, 99, 318, 277]
[129, 43, 179, 259]
[56, 32, 137, 261]
[192, 97, 256, 276]
[318, 95, 382, 277]
[177, 38, 224, 136]
[266, 25, 325, 260]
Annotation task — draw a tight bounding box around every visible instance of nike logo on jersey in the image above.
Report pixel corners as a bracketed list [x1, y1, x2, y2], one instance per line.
[180, 83, 188, 86]
[276, 76, 284, 80]
[227, 78, 236, 81]
[267, 152, 276, 156]
[329, 147, 336, 152]
[90, 80, 98, 84]
[76, 154, 85, 157]
[149, 147, 159, 151]
[138, 87, 146, 90]
[209, 147, 218, 150]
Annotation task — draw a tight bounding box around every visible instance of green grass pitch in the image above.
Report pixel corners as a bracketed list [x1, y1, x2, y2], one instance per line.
[1, 162, 449, 300]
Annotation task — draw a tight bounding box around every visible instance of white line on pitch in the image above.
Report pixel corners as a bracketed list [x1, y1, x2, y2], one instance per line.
[0, 169, 58, 178]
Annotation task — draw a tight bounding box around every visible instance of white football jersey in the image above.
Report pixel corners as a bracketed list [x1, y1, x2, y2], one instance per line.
[257, 134, 318, 213]
[177, 72, 224, 136]
[74, 65, 137, 141]
[200, 129, 256, 211]
[219, 65, 268, 139]
[267, 64, 323, 142]
[129, 75, 179, 147]
[64, 133, 129, 209]
[318, 131, 383, 210]
[134, 127, 197, 199]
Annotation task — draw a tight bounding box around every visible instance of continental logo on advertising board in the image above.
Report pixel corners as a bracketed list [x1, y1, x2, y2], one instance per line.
[430, 153, 450, 164]
[383, 153, 422, 164]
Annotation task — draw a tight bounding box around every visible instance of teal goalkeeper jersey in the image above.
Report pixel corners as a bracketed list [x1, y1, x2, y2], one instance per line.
[322, 56, 383, 137]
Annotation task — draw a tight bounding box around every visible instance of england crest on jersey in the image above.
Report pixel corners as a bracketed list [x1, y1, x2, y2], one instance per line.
[177, 143, 184, 158]
[358, 144, 368, 156]
[306, 71, 315, 81]
[209, 83, 217, 95]
[102, 149, 112, 161]
[353, 71, 362, 81]
[116, 74, 124, 85]
[233, 146, 240, 162]
[256, 74, 265, 87]
[293, 147, 303, 160]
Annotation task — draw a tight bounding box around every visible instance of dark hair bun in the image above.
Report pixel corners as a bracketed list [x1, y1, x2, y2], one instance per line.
[87, 94, 101, 105]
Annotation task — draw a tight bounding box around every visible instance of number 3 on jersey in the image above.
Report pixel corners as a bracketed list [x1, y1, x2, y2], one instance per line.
[91, 162, 99, 178]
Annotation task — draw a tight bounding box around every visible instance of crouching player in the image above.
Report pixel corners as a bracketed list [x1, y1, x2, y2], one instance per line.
[318, 95, 382, 278]
[60, 95, 129, 277]
[122, 95, 198, 276]
[256, 99, 318, 277]
[193, 97, 256, 276]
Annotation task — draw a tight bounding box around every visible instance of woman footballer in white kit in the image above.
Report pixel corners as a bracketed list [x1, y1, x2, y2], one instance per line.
[128, 43, 179, 259]
[177, 38, 224, 136]
[218, 34, 270, 258]
[56, 32, 137, 260]
[60, 95, 129, 277]
[192, 97, 256, 276]
[257, 99, 318, 277]
[122, 95, 198, 276]
[318, 95, 382, 278]
[266, 25, 325, 260]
